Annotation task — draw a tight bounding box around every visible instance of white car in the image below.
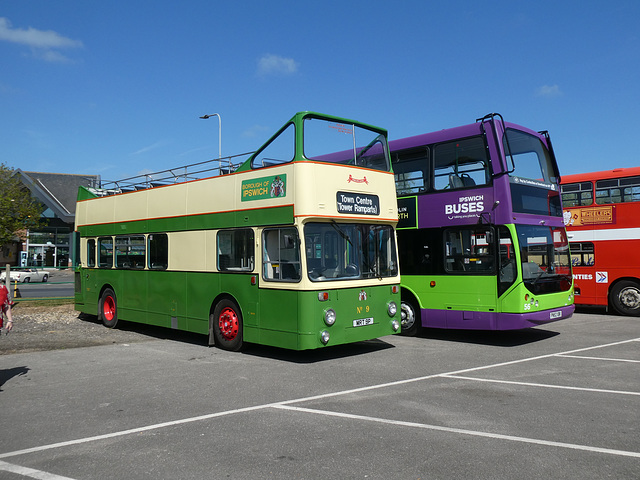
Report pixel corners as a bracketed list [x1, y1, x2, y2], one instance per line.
[0, 268, 50, 283]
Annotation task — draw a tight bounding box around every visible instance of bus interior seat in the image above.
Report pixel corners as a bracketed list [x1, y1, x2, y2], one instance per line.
[449, 173, 476, 189]
[280, 261, 300, 280]
[449, 174, 464, 189]
[218, 254, 230, 271]
[461, 174, 476, 186]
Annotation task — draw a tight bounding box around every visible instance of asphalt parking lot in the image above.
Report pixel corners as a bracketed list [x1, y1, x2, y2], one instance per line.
[0, 309, 638, 479]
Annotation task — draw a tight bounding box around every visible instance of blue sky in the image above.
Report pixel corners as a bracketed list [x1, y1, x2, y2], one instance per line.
[1, 1, 638, 181]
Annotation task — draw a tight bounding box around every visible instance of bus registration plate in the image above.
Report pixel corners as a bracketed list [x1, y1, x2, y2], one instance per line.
[549, 311, 562, 319]
[353, 317, 374, 327]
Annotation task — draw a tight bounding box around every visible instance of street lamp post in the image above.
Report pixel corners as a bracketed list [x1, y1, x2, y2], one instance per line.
[199, 113, 222, 160]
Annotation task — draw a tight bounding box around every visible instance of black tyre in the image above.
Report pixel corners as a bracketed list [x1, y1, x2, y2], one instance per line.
[400, 296, 421, 336]
[610, 280, 640, 316]
[99, 288, 119, 328]
[211, 298, 244, 351]
[42, 274, 48, 283]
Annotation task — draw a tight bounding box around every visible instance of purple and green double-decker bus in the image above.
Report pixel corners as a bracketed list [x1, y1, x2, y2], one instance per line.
[390, 113, 574, 334]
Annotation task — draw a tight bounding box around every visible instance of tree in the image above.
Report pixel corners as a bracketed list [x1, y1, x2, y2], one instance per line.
[0, 163, 43, 247]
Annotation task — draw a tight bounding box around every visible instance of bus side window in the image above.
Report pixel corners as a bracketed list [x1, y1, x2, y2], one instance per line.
[570, 242, 594, 267]
[148, 233, 168, 270]
[444, 227, 495, 274]
[217, 229, 254, 272]
[98, 237, 113, 268]
[87, 239, 96, 268]
[498, 226, 516, 295]
[393, 148, 428, 195]
[561, 182, 592, 207]
[251, 123, 295, 168]
[262, 228, 301, 281]
[434, 136, 489, 191]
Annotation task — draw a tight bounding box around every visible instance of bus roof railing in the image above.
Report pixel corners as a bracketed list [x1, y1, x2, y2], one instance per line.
[95, 151, 254, 196]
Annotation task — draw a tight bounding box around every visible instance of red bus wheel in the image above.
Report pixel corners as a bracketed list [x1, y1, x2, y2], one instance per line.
[100, 288, 118, 328]
[211, 299, 244, 351]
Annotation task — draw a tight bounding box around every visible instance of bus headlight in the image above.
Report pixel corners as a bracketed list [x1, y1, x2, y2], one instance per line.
[320, 330, 330, 345]
[392, 319, 400, 332]
[324, 308, 336, 326]
[387, 301, 397, 317]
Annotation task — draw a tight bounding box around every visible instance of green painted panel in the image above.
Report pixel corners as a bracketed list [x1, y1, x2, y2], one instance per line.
[75, 267, 399, 350]
[77, 206, 294, 236]
[402, 275, 497, 312]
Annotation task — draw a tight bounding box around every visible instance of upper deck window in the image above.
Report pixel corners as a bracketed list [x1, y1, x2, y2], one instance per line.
[303, 117, 390, 171]
[504, 129, 558, 185]
[561, 182, 593, 207]
[504, 129, 562, 216]
[393, 148, 429, 195]
[433, 136, 489, 190]
[251, 123, 295, 168]
[595, 176, 640, 204]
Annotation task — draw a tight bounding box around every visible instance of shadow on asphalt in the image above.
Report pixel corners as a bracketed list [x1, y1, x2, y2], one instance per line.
[0, 366, 30, 391]
[417, 327, 560, 347]
[79, 313, 564, 360]
[242, 338, 396, 363]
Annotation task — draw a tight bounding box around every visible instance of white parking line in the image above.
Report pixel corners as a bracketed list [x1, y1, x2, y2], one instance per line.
[557, 354, 640, 363]
[273, 405, 640, 459]
[0, 460, 77, 479]
[440, 374, 640, 396]
[1, 337, 638, 462]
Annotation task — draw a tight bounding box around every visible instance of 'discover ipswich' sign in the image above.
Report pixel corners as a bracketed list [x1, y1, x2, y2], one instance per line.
[337, 191, 380, 215]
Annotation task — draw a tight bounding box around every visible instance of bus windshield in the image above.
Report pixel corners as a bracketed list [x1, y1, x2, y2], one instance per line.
[504, 129, 562, 216]
[516, 225, 572, 294]
[305, 222, 398, 281]
[303, 117, 390, 171]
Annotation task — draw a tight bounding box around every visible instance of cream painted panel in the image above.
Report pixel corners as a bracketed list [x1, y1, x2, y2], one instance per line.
[186, 176, 237, 215]
[168, 231, 209, 272]
[115, 191, 148, 222]
[147, 185, 186, 220]
[293, 163, 398, 221]
[76, 196, 117, 226]
[205, 230, 217, 271]
[79, 238, 87, 266]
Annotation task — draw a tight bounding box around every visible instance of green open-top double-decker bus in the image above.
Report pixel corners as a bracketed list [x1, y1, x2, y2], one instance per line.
[74, 112, 401, 350]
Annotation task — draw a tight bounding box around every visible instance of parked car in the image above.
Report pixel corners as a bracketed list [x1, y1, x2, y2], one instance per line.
[0, 268, 50, 283]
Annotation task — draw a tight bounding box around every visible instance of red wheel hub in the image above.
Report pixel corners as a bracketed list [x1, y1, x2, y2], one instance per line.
[103, 296, 115, 321]
[218, 307, 239, 340]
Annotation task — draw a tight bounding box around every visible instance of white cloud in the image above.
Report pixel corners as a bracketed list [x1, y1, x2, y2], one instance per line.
[0, 17, 82, 62]
[536, 84, 562, 97]
[257, 54, 299, 76]
[130, 141, 168, 156]
[241, 124, 270, 138]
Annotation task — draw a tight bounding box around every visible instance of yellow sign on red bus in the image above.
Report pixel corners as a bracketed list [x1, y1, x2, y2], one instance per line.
[563, 205, 615, 227]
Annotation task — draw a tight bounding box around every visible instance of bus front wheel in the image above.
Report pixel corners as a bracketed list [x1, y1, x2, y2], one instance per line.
[99, 288, 118, 328]
[610, 280, 640, 316]
[400, 297, 421, 336]
[211, 299, 244, 351]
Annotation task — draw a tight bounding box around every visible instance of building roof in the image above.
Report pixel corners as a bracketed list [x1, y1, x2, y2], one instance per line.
[18, 171, 100, 224]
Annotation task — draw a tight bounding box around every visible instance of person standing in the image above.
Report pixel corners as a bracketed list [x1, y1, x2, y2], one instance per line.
[0, 282, 14, 332]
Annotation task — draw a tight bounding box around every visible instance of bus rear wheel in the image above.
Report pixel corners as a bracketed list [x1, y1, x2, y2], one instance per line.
[212, 299, 244, 351]
[610, 280, 640, 316]
[99, 288, 118, 328]
[400, 297, 421, 336]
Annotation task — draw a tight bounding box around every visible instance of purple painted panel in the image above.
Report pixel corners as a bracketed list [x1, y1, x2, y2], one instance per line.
[420, 304, 574, 330]
[417, 186, 496, 228]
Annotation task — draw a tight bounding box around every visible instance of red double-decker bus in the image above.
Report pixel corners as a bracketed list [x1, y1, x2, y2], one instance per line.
[561, 167, 640, 315]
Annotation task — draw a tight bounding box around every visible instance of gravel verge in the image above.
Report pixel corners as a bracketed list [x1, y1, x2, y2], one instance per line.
[0, 303, 172, 355]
